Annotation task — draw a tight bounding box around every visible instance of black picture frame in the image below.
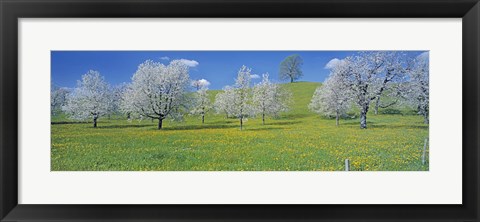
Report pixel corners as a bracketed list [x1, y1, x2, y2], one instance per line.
[1, 0, 479, 221]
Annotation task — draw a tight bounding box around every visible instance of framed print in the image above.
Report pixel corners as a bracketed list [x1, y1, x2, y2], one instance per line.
[1, 0, 479, 221]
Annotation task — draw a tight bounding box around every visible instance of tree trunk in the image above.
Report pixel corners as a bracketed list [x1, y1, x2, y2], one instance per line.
[262, 113, 265, 125]
[360, 106, 368, 129]
[336, 113, 339, 126]
[240, 117, 243, 130]
[93, 117, 97, 128]
[202, 114, 205, 124]
[158, 118, 163, 129]
[290, 77, 294, 83]
[374, 96, 380, 115]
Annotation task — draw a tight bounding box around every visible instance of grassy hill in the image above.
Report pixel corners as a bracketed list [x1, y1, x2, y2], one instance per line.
[205, 81, 321, 117]
[51, 82, 429, 171]
[281, 82, 321, 117]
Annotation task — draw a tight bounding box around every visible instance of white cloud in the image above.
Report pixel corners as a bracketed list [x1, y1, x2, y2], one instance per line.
[250, 74, 260, 79]
[178, 59, 199, 68]
[324, 58, 344, 69]
[192, 79, 210, 89]
[198, 79, 211, 87]
[416, 52, 429, 61]
[160, 56, 170, 61]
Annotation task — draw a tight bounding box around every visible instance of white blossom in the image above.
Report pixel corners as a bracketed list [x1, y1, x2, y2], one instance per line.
[252, 73, 290, 125]
[120, 60, 190, 129]
[62, 70, 113, 127]
[108, 83, 128, 117]
[407, 52, 429, 124]
[214, 86, 236, 119]
[214, 65, 253, 130]
[51, 86, 70, 116]
[334, 51, 410, 129]
[190, 87, 212, 124]
[309, 66, 351, 126]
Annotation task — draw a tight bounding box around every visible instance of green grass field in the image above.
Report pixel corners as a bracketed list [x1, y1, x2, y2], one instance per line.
[51, 82, 429, 171]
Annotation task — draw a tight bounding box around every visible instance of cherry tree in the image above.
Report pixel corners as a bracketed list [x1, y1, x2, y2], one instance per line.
[252, 73, 290, 125]
[408, 52, 429, 124]
[62, 70, 113, 127]
[372, 81, 410, 115]
[279, 54, 303, 83]
[106, 83, 128, 119]
[336, 51, 410, 129]
[309, 67, 351, 126]
[190, 87, 212, 124]
[121, 60, 190, 129]
[214, 86, 235, 119]
[51, 86, 69, 115]
[223, 65, 253, 130]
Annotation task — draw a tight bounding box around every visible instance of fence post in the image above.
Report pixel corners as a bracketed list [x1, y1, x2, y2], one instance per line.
[345, 159, 350, 171]
[422, 138, 428, 165]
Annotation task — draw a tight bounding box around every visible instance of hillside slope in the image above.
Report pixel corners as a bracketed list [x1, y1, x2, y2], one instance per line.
[279, 82, 321, 117]
[208, 81, 321, 118]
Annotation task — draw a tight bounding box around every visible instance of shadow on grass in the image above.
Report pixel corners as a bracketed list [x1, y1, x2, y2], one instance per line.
[204, 120, 237, 125]
[369, 124, 429, 130]
[341, 122, 428, 130]
[161, 124, 238, 131]
[51, 121, 88, 125]
[246, 127, 283, 131]
[340, 121, 365, 126]
[265, 121, 302, 126]
[282, 113, 311, 119]
[97, 124, 152, 129]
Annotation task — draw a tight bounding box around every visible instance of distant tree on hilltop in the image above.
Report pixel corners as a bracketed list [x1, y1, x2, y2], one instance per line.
[279, 54, 303, 83]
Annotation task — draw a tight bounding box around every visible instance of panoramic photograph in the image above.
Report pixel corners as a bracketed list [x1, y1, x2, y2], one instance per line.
[51, 51, 429, 171]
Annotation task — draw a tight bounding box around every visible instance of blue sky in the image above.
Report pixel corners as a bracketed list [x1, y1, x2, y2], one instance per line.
[51, 51, 426, 90]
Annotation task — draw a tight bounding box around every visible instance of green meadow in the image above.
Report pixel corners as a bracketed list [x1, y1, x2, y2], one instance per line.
[51, 82, 429, 171]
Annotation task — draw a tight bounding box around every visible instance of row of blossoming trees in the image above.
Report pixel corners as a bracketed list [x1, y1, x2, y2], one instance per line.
[213, 66, 290, 130]
[52, 51, 428, 130]
[54, 59, 291, 130]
